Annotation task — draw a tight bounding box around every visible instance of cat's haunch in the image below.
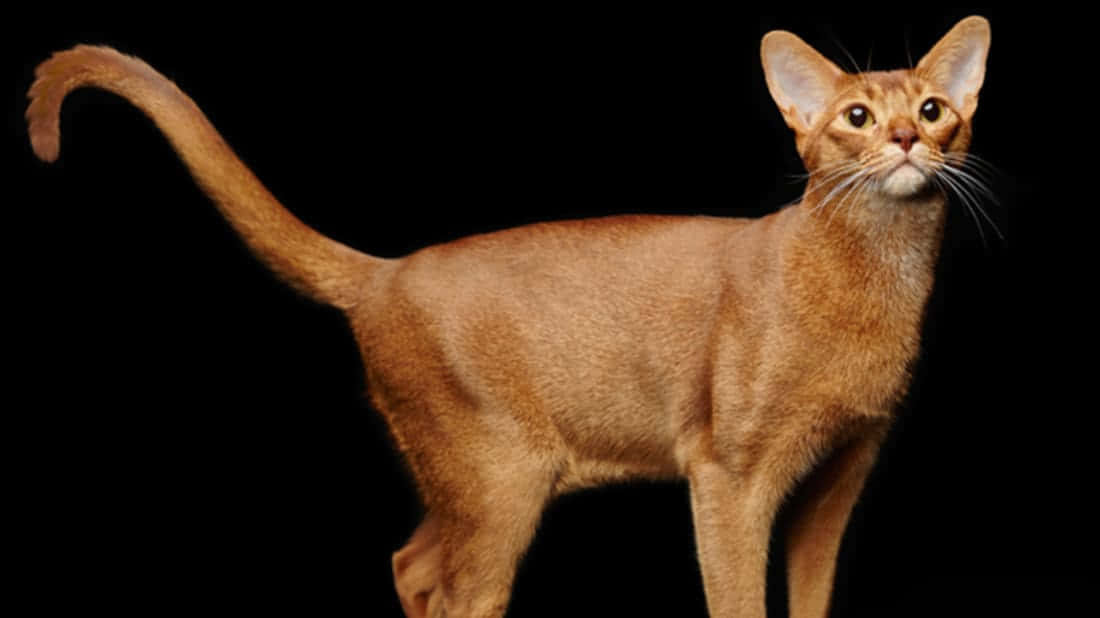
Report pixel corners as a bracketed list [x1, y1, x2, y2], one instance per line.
[28, 16, 990, 618]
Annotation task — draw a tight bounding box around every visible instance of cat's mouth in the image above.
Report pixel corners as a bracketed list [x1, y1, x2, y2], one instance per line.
[881, 158, 931, 197]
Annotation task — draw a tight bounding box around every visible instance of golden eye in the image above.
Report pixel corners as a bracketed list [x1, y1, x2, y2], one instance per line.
[846, 105, 873, 128]
[920, 99, 942, 123]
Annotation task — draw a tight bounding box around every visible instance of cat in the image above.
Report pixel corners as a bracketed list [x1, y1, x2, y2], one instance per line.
[26, 16, 991, 618]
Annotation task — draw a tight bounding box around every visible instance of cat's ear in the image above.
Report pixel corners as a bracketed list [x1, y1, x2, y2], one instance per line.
[917, 16, 991, 121]
[761, 31, 844, 134]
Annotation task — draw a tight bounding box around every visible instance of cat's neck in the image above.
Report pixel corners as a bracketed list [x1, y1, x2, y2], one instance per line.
[775, 187, 948, 339]
[793, 185, 947, 276]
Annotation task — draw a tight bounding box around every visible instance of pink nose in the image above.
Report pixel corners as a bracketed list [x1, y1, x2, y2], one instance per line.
[892, 127, 918, 152]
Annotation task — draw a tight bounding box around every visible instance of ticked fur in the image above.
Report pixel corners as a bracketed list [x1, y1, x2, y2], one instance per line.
[27, 16, 991, 618]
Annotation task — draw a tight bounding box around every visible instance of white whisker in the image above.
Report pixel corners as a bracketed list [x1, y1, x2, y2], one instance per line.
[791, 148, 1001, 248]
[813, 166, 869, 217]
[933, 166, 1004, 244]
[940, 163, 1001, 207]
[932, 173, 989, 248]
[810, 160, 864, 182]
[944, 151, 1002, 177]
[943, 155, 1002, 194]
[831, 170, 876, 226]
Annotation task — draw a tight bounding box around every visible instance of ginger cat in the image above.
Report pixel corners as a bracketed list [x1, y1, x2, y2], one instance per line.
[26, 16, 991, 618]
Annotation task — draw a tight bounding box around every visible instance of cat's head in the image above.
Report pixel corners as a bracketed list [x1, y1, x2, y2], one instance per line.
[761, 17, 990, 200]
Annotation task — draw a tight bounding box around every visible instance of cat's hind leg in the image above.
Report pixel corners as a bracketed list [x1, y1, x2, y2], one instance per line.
[430, 450, 557, 618]
[388, 397, 561, 618]
[393, 516, 444, 618]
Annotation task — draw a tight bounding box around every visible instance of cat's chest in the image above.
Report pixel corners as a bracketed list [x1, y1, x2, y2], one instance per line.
[795, 324, 919, 416]
[775, 263, 930, 416]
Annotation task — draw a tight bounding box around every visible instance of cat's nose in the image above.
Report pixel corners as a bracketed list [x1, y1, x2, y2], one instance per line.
[891, 127, 918, 153]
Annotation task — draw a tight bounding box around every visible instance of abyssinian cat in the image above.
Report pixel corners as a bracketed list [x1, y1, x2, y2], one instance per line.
[26, 16, 991, 618]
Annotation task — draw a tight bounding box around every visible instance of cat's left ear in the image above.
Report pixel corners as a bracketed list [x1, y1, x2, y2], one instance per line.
[917, 16, 991, 121]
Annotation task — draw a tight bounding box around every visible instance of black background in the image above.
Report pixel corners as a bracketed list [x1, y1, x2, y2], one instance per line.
[6, 5, 1090, 617]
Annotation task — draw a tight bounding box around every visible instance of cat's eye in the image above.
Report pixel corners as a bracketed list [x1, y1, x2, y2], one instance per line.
[920, 99, 942, 123]
[846, 105, 873, 128]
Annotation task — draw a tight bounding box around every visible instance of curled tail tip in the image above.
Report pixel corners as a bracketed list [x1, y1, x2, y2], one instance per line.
[26, 47, 86, 163]
[28, 129, 60, 163]
[25, 45, 132, 163]
[26, 82, 61, 163]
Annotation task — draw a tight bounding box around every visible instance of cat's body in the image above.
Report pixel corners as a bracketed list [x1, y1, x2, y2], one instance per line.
[363, 202, 934, 490]
[27, 17, 991, 618]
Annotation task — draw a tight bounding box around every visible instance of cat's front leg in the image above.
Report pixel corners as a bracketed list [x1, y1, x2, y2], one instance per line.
[784, 425, 888, 618]
[686, 457, 782, 618]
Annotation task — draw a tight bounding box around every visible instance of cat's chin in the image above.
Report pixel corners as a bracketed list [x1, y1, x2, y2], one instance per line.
[880, 163, 930, 198]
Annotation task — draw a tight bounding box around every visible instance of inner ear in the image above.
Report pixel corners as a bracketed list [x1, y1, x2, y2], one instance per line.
[761, 31, 844, 133]
[916, 16, 991, 120]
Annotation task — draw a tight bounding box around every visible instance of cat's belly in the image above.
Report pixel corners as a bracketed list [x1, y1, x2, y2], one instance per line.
[539, 382, 698, 492]
[472, 335, 706, 492]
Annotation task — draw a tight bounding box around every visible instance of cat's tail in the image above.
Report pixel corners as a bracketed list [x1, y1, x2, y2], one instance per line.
[26, 45, 376, 310]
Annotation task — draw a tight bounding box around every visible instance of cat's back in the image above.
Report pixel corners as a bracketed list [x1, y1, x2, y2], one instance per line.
[411, 212, 746, 276]
[367, 213, 750, 314]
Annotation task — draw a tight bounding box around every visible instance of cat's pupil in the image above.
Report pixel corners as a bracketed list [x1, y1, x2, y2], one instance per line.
[848, 106, 869, 128]
[920, 100, 941, 122]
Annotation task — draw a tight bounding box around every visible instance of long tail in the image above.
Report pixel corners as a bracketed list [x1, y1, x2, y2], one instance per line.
[26, 45, 376, 310]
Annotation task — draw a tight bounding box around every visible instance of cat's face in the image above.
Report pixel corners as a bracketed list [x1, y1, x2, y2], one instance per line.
[762, 17, 990, 202]
[807, 69, 973, 198]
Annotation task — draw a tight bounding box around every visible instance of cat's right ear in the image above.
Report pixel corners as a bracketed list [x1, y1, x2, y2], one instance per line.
[761, 31, 844, 134]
